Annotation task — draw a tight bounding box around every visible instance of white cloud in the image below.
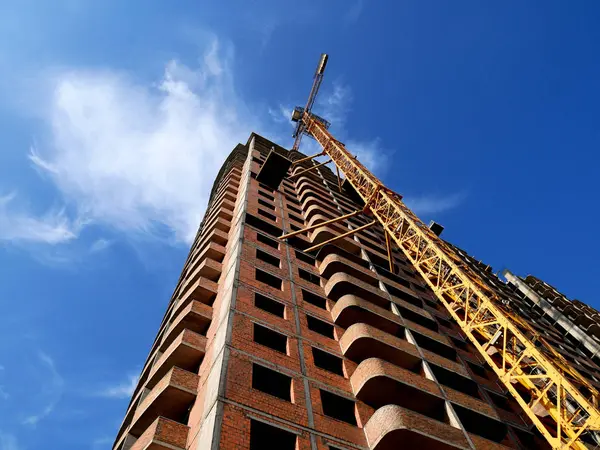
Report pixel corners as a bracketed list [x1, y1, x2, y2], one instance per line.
[0, 192, 80, 244]
[97, 373, 137, 399]
[268, 104, 292, 124]
[22, 351, 64, 426]
[404, 192, 467, 216]
[0, 432, 21, 450]
[29, 37, 257, 244]
[89, 238, 112, 253]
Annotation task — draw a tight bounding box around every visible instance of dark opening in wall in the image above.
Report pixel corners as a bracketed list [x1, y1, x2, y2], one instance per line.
[452, 404, 509, 444]
[253, 323, 288, 354]
[287, 204, 303, 215]
[288, 213, 304, 224]
[396, 305, 438, 332]
[295, 250, 315, 265]
[258, 182, 274, 192]
[258, 190, 275, 202]
[254, 293, 285, 318]
[319, 390, 357, 425]
[312, 347, 344, 376]
[249, 419, 296, 450]
[257, 233, 280, 250]
[246, 214, 282, 236]
[450, 337, 469, 352]
[411, 332, 457, 361]
[301, 290, 327, 309]
[256, 269, 283, 290]
[429, 364, 480, 398]
[385, 283, 422, 308]
[307, 315, 335, 339]
[258, 208, 278, 222]
[467, 361, 488, 379]
[488, 391, 514, 412]
[258, 198, 276, 210]
[298, 268, 320, 285]
[256, 249, 280, 268]
[252, 364, 292, 401]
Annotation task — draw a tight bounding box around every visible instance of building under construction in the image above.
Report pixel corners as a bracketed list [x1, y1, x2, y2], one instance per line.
[112, 56, 600, 449]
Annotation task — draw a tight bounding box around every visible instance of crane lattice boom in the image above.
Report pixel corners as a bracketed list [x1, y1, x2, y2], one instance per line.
[290, 54, 600, 449]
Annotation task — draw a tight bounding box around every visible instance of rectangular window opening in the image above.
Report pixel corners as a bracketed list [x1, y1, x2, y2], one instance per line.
[320, 390, 357, 425]
[257, 232, 280, 250]
[253, 323, 288, 353]
[287, 204, 303, 215]
[430, 363, 480, 398]
[307, 315, 335, 339]
[256, 249, 281, 268]
[258, 198, 276, 210]
[412, 332, 457, 361]
[250, 419, 296, 450]
[258, 190, 276, 202]
[252, 364, 292, 401]
[246, 214, 282, 237]
[299, 268, 320, 286]
[256, 269, 283, 290]
[312, 347, 344, 376]
[288, 213, 304, 224]
[301, 290, 327, 309]
[255, 293, 285, 318]
[397, 304, 438, 332]
[295, 250, 315, 265]
[258, 208, 278, 222]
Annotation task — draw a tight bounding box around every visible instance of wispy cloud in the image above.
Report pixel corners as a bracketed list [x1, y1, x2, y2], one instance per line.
[404, 192, 467, 216]
[344, 0, 364, 25]
[24, 37, 260, 245]
[0, 192, 81, 245]
[0, 431, 21, 450]
[97, 373, 137, 399]
[22, 351, 64, 426]
[89, 238, 112, 253]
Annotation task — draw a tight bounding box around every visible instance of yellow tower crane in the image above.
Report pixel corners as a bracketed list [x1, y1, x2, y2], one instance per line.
[280, 53, 600, 449]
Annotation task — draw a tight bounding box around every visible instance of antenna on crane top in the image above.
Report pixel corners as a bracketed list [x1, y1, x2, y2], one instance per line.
[291, 53, 331, 151]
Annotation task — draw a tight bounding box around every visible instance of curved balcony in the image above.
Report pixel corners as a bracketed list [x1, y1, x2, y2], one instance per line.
[309, 226, 361, 256]
[339, 323, 422, 372]
[161, 301, 212, 353]
[324, 272, 388, 307]
[351, 358, 442, 409]
[130, 367, 198, 439]
[319, 254, 379, 288]
[364, 404, 469, 450]
[147, 329, 206, 390]
[332, 295, 404, 336]
[129, 417, 189, 450]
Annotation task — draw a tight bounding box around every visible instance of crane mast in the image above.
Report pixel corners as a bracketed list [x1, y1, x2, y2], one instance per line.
[285, 54, 600, 449]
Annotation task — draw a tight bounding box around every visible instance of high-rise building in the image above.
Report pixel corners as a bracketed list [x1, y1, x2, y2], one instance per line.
[112, 133, 600, 450]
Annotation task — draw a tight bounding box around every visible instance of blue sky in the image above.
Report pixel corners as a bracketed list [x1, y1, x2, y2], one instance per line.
[1, 1, 599, 448]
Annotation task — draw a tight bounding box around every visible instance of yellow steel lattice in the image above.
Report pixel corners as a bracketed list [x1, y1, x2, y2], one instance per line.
[301, 111, 600, 449]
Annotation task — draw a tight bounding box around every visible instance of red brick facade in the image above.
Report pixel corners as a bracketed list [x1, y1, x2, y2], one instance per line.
[112, 133, 564, 449]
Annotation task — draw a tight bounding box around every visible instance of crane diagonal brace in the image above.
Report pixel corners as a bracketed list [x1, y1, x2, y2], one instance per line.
[301, 110, 600, 449]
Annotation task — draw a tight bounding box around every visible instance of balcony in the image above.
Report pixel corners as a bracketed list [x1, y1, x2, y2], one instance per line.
[340, 323, 422, 372]
[129, 417, 189, 450]
[148, 329, 206, 389]
[324, 273, 388, 307]
[351, 358, 442, 409]
[364, 404, 469, 450]
[177, 274, 218, 308]
[319, 254, 379, 288]
[332, 294, 404, 336]
[161, 301, 212, 353]
[130, 367, 198, 438]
